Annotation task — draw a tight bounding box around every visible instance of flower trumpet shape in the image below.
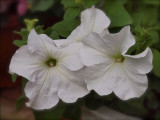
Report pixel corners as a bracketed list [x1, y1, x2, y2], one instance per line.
[54, 6, 110, 47]
[80, 26, 153, 100]
[9, 30, 89, 110]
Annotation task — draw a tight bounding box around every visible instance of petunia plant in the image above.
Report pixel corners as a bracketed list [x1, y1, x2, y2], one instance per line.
[10, 0, 160, 120]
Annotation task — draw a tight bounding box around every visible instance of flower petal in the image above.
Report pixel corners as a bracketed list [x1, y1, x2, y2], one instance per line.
[58, 43, 83, 71]
[124, 48, 153, 74]
[80, 32, 113, 66]
[101, 28, 110, 36]
[24, 68, 60, 110]
[53, 39, 73, 48]
[103, 26, 135, 55]
[54, 25, 87, 47]
[9, 45, 46, 82]
[81, 6, 110, 34]
[68, 6, 110, 42]
[68, 26, 87, 42]
[113, 64, 148, 100]
[83, 62, 115, 95]
[28, 29, 56, 54]
[57, 65, 89, 103]
[82, 32, 112, 55]
[58, 79, 89, 103]
[56, 7, 111, 47]
[81, 27, 135, 57]
[80, 44, 112, 66]
[84, 62, 148, 100]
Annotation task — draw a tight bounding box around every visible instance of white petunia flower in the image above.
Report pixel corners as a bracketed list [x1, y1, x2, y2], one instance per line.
[9, 29, 89, 110]
[80, 26, 153, 100]
[54, 6, 110, 47]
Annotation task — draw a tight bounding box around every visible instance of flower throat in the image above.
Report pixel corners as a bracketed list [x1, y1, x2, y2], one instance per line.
[45, 58, 57, 67]
[115, 55, 125, 62]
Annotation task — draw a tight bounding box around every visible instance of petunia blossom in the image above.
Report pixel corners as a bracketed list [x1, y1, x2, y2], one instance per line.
[80, 26, 153, 100]
[54, 6, 110, 47]
[9, 29, 89, 110]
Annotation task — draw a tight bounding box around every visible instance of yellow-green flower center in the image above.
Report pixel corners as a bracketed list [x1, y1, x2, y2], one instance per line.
[115, 55, 125, 62]
[45, 58, 57, 67]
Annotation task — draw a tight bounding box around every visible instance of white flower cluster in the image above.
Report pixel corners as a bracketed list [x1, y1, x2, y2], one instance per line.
[9, 7, 153, 110]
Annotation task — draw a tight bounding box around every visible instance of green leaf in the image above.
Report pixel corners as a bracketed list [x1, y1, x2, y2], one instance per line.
[142, 0, 159, 6]
[16, 94, 26, 111]
[64, 7, 81, 20]
[131, 27, 157, 54]
[61, 0, 78, 8]
[14, 28, 29, 41]
[85, 91, 104, 110]
[51, 1, 64, 17]
[105, 93, 116, 101]
[75, 98, 85, 107]
[35, 25, 44, 34]
[149, 31, 159, 44]
[132, 6, 159, 29]
[62, 0, 100, 8]
[34, 101, 66, 120]
[13, 40, 27, 47]
[63, 105, 81, 120]
[131, 13, 142, 27]
[49, 31, 59, 39]
[16, 78, 28, 111]
[75, 0, 84, 6]
[126, 45, 136, 55]
[149, 74, 160, 93]
[83, 0, 100, 8]
[152, 48, 160, 78]
[120, 99, 147, 116]
[27, 0, 55, 12]
[11, 73, 17, 82]
[103, 0, 133, 28]
[49, 19, 80, 37]
[22, 78, 28, 91]
[13, 25, 44, 47]
[152, 40, 160, 51]
[145, 74, 160, 118]
[145, 91, 160, 111]
[105, 96, 147, 116]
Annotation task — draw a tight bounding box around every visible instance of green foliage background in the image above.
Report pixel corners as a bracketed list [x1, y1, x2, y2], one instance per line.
[12, 0, 160, 120]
